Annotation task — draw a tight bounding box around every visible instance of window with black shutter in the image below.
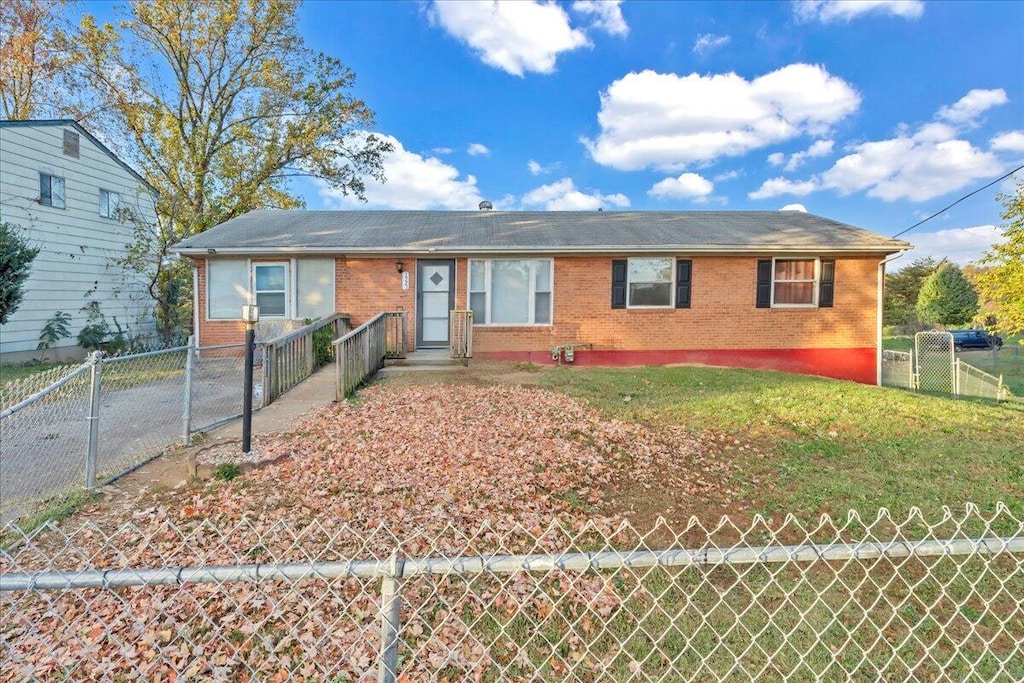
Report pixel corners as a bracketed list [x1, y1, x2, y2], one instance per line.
[819, 259, 835, 307]
[611, 260, 627, 309]
[757, 258, 834, 308]
[756, 260, 772, 308]
[675, 259, 692, 309]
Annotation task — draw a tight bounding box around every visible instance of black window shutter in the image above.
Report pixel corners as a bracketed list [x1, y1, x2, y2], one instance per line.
[819, 259, 835, 308]
[611, 260, 627, 309]
[675, 259, 692, 309]
[756, 259, 772, 308]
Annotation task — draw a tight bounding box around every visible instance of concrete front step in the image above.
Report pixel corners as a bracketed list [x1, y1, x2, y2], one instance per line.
[386, 350, 465, 367]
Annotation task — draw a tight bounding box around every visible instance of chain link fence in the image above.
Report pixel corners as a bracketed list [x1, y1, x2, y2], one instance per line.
[881, 333, 1011, 401]
[0, 341, 257, 522]
[915, 330, 955, 393]
[1, 504, 1021, 681]
[880, 349, 913, 389]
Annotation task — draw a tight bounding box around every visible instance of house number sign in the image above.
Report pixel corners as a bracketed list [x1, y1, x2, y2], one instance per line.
[402, 271, 410, 290]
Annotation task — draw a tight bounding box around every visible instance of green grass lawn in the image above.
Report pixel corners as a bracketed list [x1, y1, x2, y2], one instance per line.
[0, 361, 71, 384]
[538, 365, 1024, 522]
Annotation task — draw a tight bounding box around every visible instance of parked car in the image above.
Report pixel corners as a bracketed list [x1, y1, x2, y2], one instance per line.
[949, 329, 1003, 350]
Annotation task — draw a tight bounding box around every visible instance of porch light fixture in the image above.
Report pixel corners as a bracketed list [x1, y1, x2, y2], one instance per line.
[241, 304, 260, 327]
[396, 261, 404, 274]
[241, 304, 259, 453]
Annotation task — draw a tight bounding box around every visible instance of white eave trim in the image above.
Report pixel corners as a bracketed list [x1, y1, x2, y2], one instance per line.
[174, 243, 910, 257]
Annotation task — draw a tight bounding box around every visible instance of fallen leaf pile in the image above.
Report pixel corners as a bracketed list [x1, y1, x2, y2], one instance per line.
[2, 384, 742, 681]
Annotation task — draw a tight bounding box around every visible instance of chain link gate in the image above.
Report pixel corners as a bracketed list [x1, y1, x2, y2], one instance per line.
[915, 331, 955, 393]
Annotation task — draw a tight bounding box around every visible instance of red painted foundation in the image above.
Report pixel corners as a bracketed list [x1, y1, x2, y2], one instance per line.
[475, 347, 878, 384]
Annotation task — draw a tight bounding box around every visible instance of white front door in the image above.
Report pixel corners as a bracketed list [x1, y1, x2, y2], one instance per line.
[416, 260, 455, 348]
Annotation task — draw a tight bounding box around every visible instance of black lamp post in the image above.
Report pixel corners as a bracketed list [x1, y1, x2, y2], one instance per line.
[241, 304, 259, 453]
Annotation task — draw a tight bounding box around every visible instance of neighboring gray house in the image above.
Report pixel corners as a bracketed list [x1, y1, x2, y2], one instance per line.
[0, 120, 158, 361]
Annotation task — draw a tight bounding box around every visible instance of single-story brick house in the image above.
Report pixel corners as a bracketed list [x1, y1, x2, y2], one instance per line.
[171, 209, 909, 384]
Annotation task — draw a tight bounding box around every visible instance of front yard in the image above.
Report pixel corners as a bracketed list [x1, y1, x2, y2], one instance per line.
[3, 366, 1022, 681]
[537, 365, 1024, 524]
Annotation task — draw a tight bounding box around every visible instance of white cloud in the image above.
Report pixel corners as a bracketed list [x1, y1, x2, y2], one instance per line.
[820, 125, 1003, 201]
[780, 203, 808, 212]
[784, 139, 834, 171]
[467, 142, 491, 156]
[431, 146, 454, 155]
[527, 159, 560, 175]
[319, 133, 482, 210]
[991, 130, 1024, 152]
[714, 169, 743, 181]
[648, 172, 714, 200]
[749, 177, 819, 200]
[584, 64, 860, 171]
[521, 177, 630, 210]
[572, 0, 628, 36]
[429, 1, 590, 76]
[767, 140, 834, 171]
[936, 88, 1009, 126]
[794, 0, 924, 23]
[906, 225, 1007, 267]
[751, 92, 1008, 203]
[692, 33, 730, 55]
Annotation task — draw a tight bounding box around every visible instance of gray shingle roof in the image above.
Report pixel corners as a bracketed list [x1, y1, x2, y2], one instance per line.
[171, 210, 909, 255]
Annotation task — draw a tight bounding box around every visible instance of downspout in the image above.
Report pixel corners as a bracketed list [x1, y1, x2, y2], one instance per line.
[877, 250, 908, 386]
[192, 262, 200, 354]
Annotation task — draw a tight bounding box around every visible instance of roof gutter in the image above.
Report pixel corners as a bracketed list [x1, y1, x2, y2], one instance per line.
[174, 244, 910, 257]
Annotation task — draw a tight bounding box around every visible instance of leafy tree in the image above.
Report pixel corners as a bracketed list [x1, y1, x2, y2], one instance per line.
[915, 262, 979, 327]
[71, 0, 391, 340]
[0, 0, 79, 118]
[0, 222, 39, 324]
[973, 179, 1024, 341]
[884, 257, 938, 330]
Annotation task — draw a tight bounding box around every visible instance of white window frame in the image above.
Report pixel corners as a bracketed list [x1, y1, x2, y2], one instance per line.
[252, 261, 291, 319]
[770, 257, 820, 308]
[39, 172, 65, 209]
[99, 189, 120, 218]
[626, 256, 675, 309]
[468, 258, 553, 326]
[206, 259, 250, 321]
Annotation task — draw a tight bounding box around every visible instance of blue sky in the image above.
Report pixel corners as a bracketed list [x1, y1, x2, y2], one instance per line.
[95, 1, 1024, 268]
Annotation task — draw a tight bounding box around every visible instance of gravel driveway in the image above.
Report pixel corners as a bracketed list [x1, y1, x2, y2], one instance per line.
[1, 357, 250, 523]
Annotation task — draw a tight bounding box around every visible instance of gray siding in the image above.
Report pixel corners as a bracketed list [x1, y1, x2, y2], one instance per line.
[0, 124, 158, 356]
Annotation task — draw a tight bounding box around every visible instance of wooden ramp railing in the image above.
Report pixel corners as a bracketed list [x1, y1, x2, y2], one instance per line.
[261, 314, 349, 407]
[449, 310, 473, 360]
[334, 312, 407, 399]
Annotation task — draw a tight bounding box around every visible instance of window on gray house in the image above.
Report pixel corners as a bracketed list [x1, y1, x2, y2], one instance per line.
[39, 173, 66, 209]
[99, 189, 120, 218]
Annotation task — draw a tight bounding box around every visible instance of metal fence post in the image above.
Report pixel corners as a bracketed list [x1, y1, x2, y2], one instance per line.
[261, 344, 271, 408]
[182, 335, 195, 446]
[377, 552, 405, 683]
[85, 351, 103, 489]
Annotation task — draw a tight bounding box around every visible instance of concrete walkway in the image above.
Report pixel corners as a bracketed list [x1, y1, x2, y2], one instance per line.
[100, 366, 339, 496]
[206, 365, 338, 441]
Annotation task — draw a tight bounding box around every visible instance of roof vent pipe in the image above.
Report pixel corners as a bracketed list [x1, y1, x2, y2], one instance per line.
[478, 200, 493, 211]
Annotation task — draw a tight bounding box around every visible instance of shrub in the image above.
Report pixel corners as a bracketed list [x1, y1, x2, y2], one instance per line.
[0, 222, 40, 325]
[213, 463, 241, 481]
[38, 311, 72, 354]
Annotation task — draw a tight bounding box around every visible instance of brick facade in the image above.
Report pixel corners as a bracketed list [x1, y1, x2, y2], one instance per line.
[192, 253, 882, 383]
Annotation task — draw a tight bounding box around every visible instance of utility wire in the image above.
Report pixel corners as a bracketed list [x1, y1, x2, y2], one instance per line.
[891, 164, 1023, 239]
